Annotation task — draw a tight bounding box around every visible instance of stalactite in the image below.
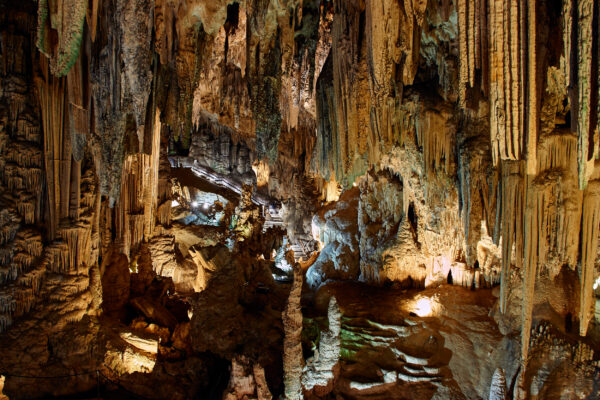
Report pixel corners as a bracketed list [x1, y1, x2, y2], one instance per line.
[16, 116, 42, 144]
[449, 263, 477, 288]
[520, 173, 540, 369]
[0, 247, 13, 266]
[18, 230, 43, 259]
[488, 0, 524, 165]
[467, 0, 476, 87]
[22, 168, 43, 194]
[59, 222, 93, 271]
[0, 314, 12, 334]
[13, 253, 34, 269]
[157, 202, 171, 226]
[499, 161, 523, 313]
[417, 107, 454, 175]
[17, 200, 36, 225]
[0, 211, 20, 246]
[130, 214, 145, 255]
[576, 0, 595, 188]
[5, 145, 43, 168]
[44, 242, 70, 273]
[70, 160, 81, 219]
[116, 149, 164, 255]
[562, 0, 573, 84]
[526, 0, 538, 175]
[143, 111, 162, 240]
[36, 60, 68, 240]
[579, 181, 600, 336]
[87, 0, 99, 42]
[116, 155, 143, 252]
[66, 51, 89, 162]
[14, 288, 36, 317]
[458, 0, 486, 106]
[0, 265, 19, 285]
[0, 292, 16, 314]
[18, 266, 45, 295]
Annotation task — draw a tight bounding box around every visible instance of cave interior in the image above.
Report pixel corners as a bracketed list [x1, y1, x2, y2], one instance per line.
[1, 0, 600, 399]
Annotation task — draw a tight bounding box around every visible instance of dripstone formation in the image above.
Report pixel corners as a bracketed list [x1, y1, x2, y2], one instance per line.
[0, 0, 600, 399]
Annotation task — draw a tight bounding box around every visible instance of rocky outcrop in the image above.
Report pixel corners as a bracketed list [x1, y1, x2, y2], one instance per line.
[190, 245, 283, 361]
[302, 296, 341, 397]
[100, 251, 130, 314]
[307, 187, 359, 288]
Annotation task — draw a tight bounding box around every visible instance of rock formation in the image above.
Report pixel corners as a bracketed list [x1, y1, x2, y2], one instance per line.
[0, 0, 599, 399]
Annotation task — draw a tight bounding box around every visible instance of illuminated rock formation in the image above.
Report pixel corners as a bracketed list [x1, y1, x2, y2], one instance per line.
[1, 0, 600, 399]
[302, 296, 341, 397]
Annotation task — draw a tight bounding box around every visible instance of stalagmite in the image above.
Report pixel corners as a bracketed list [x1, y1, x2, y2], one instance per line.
[283, 252, 303, 400]
[302, 296, 341, 395]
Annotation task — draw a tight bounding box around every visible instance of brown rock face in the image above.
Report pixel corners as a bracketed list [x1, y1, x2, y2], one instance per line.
[100, 252, 130, 314]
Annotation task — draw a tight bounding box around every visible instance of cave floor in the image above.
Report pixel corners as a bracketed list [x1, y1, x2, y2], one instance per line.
[25, 284, 508, 400]
[306, 283, 506, 399]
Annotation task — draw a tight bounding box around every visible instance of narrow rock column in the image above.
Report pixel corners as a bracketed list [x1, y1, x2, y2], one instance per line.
[576, 0, 594, 189]
[499, 161, 523, 313]
[253, 364, 273, 400]
[36, 63, 67, 240]
[579, 185, 600, 336]
[520, 174, 538, 371]
[282, 251, 303, 400]
[526, 0, 537, 176]
[143, 110, 162, 240]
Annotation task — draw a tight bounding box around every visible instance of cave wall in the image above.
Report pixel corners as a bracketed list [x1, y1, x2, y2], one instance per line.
[0, 0, 600, 398]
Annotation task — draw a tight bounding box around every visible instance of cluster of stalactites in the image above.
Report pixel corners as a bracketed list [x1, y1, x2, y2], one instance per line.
[0, 28, 102, 334]
[458, 0, 532, 166]
[456, 0, 600, 373]
[114, 110, 171, 258]
[0, 24, 48, 333]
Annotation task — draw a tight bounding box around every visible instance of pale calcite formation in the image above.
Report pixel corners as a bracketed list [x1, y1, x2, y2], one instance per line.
[302, 296, 341, 396]
[488, 368, 507, 400]
[222, 355, 273, 400]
